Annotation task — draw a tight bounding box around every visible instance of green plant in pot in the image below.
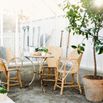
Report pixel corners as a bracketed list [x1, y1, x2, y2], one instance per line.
[35, 47, 48, 55]
[64, 0, 103, 102]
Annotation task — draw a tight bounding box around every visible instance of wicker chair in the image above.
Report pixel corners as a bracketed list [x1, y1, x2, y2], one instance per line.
[0, 47, 22, 91]
[54, 50, 83, 95]
[40, 46, 62, 87]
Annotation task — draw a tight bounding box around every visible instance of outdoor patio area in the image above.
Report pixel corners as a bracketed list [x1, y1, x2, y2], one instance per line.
[7, 69, 95, 103]
[0, 0, 103, 103]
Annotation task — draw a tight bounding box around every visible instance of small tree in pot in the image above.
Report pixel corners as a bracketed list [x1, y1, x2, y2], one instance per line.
[64, 0, 103, 102]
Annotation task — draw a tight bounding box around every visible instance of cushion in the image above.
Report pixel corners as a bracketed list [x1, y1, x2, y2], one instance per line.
[0, 47, 6, 60]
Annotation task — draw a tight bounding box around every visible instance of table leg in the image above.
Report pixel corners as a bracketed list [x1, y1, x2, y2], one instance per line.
[24, 56, 36, 87]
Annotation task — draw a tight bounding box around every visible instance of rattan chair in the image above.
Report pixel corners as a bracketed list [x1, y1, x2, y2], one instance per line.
[0, 47, 22, 91]
[40, 46, 62, 86]
[54, 50, 83, 95]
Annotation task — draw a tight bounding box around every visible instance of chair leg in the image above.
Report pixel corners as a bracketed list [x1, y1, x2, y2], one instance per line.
[54, 69, 58, 90]
[48, 67, 50, 79]
[60, 78, 64, 95]
[54, 81, 57, 90]
[7, 72, 10, 91]
[60, 64, 67, 95]
[71, 74, 75, 84]
[41, 79, 43, 91]
[77, 74, 82, 94]
[17, 71, 22, 88]
[40, 67, 44, 88]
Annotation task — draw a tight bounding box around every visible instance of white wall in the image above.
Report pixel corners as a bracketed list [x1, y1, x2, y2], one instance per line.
[22, 16, 103, 73]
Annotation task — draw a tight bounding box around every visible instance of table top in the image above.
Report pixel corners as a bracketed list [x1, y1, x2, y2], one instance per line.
[25, 54, 54, 58]
[0, 94, 15, 103]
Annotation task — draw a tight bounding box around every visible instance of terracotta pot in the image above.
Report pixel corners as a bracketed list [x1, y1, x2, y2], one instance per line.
[83, 75, 103, 102]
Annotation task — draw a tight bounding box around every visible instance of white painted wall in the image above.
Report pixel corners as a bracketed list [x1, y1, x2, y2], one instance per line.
[24, 16, 103, 73]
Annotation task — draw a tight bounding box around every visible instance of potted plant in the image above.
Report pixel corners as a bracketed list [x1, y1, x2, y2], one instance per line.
[35, 47, 48, 56]
[64, 0, 103, 102]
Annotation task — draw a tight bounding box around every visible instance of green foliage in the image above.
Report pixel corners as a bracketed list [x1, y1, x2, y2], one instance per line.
[96, 41, 103, 54]
[72, 43, 85, 54]
[0, 86, 7, 94]
[35, 47, 48, 53]
[64, 0, 103, 76]
[64, 0, 103, 54]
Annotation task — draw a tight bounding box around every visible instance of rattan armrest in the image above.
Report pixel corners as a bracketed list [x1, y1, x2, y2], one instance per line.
[8, 68, 19, 71]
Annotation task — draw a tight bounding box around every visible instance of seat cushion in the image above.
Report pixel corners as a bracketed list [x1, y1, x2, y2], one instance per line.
[0, 47, 6, 60]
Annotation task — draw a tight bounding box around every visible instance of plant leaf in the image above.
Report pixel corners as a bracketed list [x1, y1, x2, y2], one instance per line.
[71, 45, 77, 49]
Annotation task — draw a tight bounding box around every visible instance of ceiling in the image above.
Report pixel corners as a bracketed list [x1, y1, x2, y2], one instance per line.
[0, 0, 64, 20]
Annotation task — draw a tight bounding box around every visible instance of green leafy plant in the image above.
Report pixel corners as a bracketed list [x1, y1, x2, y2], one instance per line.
[0, 86, 7, 94]
[64, 0, 103, 78]
[35, 47, 48, 53]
